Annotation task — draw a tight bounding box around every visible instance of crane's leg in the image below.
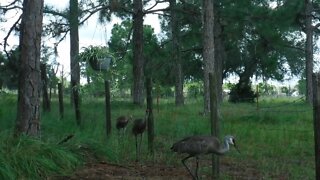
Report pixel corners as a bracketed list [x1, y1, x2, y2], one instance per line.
[135, 135, 138, 162]
[195, 156, 199, 179]
[123, 127, 127, 136]
[182, 155, 197, 180]
[117, 130, 121, 145]
[138, 133, 143, 161]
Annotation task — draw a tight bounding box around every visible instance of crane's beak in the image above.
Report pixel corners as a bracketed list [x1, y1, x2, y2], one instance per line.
[233, 141, 241, 154]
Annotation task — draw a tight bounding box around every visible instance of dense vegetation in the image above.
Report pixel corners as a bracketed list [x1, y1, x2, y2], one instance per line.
[1, 0, 319, 178]
[0, 93, 314, 179]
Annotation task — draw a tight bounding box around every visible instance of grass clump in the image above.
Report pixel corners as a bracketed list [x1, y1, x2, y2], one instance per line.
[0, 132, 82, 179]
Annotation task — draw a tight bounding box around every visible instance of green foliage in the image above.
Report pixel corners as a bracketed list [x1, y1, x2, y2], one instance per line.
[185, 81, 202, 98]
[0, 47, 19, 90]
[257, 82, 277, 96]
[229, 81, 257, 103]
[160, 0, 306, 86]
[280, 86, 296, 96]
[222, 0, 304, 82]
[0, 133, 81, 179]
[79, 45, 113, 71]
[296, 78, 306, 95]
[0, 93, 315, 179]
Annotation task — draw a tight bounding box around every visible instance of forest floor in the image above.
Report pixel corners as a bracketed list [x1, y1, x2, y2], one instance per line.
[52, 158, 264, 180]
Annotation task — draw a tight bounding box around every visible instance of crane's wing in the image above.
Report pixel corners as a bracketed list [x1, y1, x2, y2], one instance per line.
[171, 135, 220, 155]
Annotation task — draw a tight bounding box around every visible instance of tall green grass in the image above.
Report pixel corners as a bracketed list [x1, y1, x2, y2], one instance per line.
[0, 93, 316, 179]
[0, 131, 81, 179]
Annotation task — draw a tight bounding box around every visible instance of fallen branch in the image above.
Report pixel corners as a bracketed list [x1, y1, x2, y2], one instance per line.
[58, 134, 74, 145]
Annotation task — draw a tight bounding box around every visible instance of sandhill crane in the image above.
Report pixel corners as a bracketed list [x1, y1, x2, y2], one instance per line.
[171, 135, 240, 180]
[132, 109, 149, 162]
[116, 115, 132, 136]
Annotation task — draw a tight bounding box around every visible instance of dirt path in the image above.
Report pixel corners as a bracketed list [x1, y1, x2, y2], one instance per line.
[55, 162, 191, 180]
[53, 159, 262, 180]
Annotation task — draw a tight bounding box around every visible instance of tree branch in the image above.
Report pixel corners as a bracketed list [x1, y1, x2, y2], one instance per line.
[0, 0, 22, 11]
[3, 14, 21, 57]
[144, 7, 170, 15]
[144, 0, 168, 12]
[117, 25, 133, 61]
[43, 6, 67, 18]
[79, 5, 108, 25]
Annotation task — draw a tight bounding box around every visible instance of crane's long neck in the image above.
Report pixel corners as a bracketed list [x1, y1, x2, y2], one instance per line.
[144, 110, 149, 124]
[216, 138, 230, 155]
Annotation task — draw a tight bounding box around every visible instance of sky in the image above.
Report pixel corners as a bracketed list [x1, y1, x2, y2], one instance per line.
[45, 1, 167, 80]
[0, 0, 167, 81]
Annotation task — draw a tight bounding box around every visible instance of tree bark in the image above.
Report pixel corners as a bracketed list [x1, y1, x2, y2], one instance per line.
[312, 73, 320, 180]
[305, 0, 313, 104]
[105, 80, 111, 136]
[146, 78, 154, 154]
[209, 73, 220, 179]
[214, 8, 225, 104]
[41, 63, 50, 112]
[170, 0, 184, 106]
[58, 82, 64, 119]
[69, 0, 81, 124]
[132, 0, 144, 106]
[15, 0, 44, 137]
[202, 0, 215, 114]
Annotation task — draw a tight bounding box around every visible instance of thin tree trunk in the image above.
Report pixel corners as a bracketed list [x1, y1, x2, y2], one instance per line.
[146, 78, 154, 154]
[105, 80, 111, 136]
[58, 82, 64, 119]
[209, 73, 220, 179]
[41, 63, 50, 112]
[312, 73, 320, 180]
[132, 0, 144, 106]
[214, 8, 225, 104]
[202, 0, 215, 114]
[305, 0, 313, 104]
[70, 0, 81, 124]
[15, 0, 44, 137]
[170, 0, 184, 106]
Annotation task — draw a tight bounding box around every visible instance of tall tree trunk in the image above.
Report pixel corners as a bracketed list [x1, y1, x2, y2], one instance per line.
[41, 63, 50, 112]
[146, 78, 154, 154]
[70, 0, 81, 124]
[202, 0, 215, 114]
[15, 0, 44, 137]
[132, 0, 144, 106]
[58, 82, 64, 119]
[305, 0, 313, 104]
[105, 80, 111, 136]
[214, 8, 225, 104]
[170, 0, 184, 106]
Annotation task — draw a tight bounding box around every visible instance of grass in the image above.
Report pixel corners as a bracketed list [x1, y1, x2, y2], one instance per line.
[0, 93, 316, 179]
[0, 131, 82, 179]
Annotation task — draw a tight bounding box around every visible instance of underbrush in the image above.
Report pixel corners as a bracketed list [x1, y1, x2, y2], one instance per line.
[0, 94, 315, 179]
[0, 132, 81, 179]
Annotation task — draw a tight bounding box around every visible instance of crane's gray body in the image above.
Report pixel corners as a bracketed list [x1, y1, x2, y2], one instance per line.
[116, 116, 131, 130]
[171, 135, 239, 179]
[171, 135, 227, 156]
[132, 110, 149, 162]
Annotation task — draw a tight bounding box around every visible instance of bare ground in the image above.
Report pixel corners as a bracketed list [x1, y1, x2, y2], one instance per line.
[52, 158, 264, 180]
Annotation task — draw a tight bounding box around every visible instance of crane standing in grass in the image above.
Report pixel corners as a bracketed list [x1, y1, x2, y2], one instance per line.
[132, 109, 149, 162]
[116, 115, 132, 137]
[171, 135, 240, 180]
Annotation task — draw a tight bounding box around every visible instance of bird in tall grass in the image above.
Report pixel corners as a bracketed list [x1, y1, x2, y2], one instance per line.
[171, 135, 240, 179]
[132, 109, 149, 162]
[116, 115, 132, 136]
